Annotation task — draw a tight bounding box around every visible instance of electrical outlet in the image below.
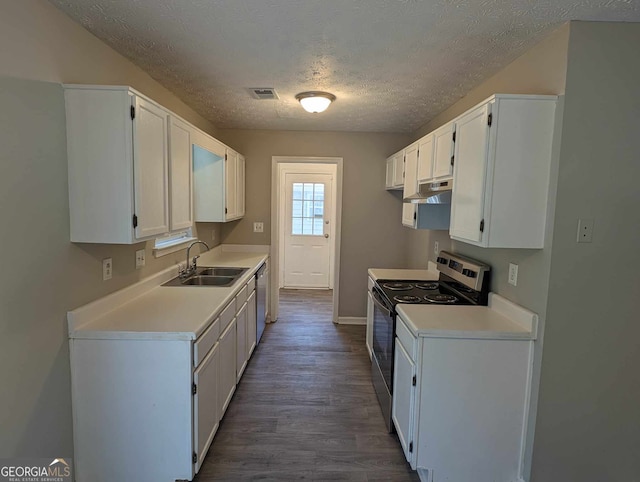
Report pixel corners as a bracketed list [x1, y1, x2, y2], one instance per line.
[135, 249, 145, 269]
[102, 258, 113, 281]
[508, 263, 518, 286]
[434, 241, 439, 255]
[576, 218, 594, 243]
[253, 222, 264, 233]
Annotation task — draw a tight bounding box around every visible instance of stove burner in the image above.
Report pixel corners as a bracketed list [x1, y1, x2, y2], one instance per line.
[394, 295, 423, 303]
[424, 293, 459, 304]
[383, 282, 414, 291]
[415, 282, 439, 290]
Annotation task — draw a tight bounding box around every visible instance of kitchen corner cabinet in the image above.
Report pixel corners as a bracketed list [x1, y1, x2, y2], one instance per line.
[402, 203, 450, 230]
[385, 150, 404, 190]
[393, 314, 533, 482]
[65, 85, 195, 244]
[450, 94, 557, 248]
[193, 142, 246, 222]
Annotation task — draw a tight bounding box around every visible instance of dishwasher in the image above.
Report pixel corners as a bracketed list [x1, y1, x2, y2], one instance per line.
[256, 262, 268, 344]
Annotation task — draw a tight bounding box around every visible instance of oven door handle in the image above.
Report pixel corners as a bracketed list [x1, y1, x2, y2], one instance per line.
[372, 289, 392, 318]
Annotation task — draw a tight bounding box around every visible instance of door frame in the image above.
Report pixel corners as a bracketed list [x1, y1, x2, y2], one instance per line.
[271, 156, 343, 324]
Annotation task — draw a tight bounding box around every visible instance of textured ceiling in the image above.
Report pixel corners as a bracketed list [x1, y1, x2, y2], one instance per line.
[50, 0, 640, 133]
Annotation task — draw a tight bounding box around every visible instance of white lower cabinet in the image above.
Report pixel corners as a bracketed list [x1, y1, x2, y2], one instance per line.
[393, 314, 533, 482]
[219, 317, 237, 416]
[236, 302, 248, 381]
[193, 340, 219, 473]
[69, 268, 265, 482]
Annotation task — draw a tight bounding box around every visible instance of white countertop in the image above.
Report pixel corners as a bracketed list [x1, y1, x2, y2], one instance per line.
[368, 262, 439, 281]
[397, 293, 538, 340]
[68, 247, 268, 341]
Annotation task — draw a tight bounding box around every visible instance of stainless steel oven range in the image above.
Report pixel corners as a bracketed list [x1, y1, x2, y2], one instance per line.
[371, 251, 491, 432]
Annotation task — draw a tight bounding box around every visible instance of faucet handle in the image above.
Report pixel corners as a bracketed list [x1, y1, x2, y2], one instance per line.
[191, 255, 200, 269]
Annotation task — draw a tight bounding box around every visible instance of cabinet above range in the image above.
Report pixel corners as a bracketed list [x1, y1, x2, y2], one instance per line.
[64, 85, 245, 244]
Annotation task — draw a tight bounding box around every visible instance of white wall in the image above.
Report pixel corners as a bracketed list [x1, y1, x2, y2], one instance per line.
[530, 22, 640, 482]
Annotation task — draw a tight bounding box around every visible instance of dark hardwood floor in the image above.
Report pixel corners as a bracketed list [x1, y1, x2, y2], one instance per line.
[194, 289, 418, 481]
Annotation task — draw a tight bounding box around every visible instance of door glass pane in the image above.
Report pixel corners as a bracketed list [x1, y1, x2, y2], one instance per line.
[291, 182, 326, 236]
[292, 218, 303, 235]
[292, 200, 303, 217]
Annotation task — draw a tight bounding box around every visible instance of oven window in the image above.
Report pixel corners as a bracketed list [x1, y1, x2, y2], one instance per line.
[372, 300, 394, 393]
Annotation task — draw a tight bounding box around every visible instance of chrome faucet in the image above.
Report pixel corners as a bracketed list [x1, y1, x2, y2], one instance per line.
[181, 240, 210, 278]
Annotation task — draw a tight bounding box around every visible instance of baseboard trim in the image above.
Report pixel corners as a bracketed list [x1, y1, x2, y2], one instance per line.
[337, 316, 366, 325]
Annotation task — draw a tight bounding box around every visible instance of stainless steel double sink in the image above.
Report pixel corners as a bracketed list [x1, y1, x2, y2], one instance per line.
[163, 267, 248, 287]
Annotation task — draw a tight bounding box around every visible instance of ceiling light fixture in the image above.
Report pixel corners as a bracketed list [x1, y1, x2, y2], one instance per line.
[295, 91, 336, 113]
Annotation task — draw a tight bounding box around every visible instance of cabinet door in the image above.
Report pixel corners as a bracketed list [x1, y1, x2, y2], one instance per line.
[169, 116, 193, 231]
[432, 122, 456, 180]
[218, 318, 236, 417]
[366, 291, 374, 357]
[402, 203, 416, 228]
[133, 96, 170, 239]
[225, 149, 238, 220]
[393, 338, 417, 467]
[393, 153, 405, 188]
[236, 303, 248, 381]
[403, 144, 419, 199]
[385, 158, 395, 189]
[193, 342, 219, 473]
[236, 154, 246, 218]
[247, 291, 257, 359]
[450, 103, 491, 243]
[416, 135, 434, 183]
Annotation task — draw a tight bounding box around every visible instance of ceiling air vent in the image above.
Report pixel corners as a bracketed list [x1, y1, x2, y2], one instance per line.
[248, 88, 279, 100]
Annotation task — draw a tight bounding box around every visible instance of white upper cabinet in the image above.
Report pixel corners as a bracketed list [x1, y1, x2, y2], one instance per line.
[191, 138, 246, 223]
[65, 85, 173, 243]
[385, 151, 404, 190]
[432, 121, 456, 180]
[450, 94, 557, 248]
[168, 116, 194, 231]
[416, 134, 434, 183]
[402, 143, 419, 199]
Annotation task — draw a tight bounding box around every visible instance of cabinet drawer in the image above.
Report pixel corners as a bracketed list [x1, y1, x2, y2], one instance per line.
[246, 276, 256, 295]
[236, 284, 249, 306]
[194, 317, 220, 367]
[219, 299, 237, 332]
[396, 316, 417, 361]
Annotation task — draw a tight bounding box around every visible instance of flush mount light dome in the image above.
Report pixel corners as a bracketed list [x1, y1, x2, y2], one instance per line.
[295, 91, 336, 113]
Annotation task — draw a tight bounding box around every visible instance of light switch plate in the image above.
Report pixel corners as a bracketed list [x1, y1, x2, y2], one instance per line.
[253, 222, 264, 233]
[508, 263, 518, 286]
[434, 241, 439, 255]
[577, 218, 594, 243]
[102, 258, 113, 281]
[135, 249, 145, 269]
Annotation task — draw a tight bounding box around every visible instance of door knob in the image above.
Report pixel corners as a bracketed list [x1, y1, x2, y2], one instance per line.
[324, 234, 329, 238]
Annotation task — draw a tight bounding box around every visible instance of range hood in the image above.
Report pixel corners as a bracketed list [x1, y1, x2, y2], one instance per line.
[403, 178, 453, 204]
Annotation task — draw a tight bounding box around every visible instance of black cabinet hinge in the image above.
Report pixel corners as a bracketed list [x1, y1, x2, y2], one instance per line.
[225, 153, 228, 161]
[225, 207, 228, 214]
[450, 155, 455, 167]
[413, 212, 417, 221]
[192, 383, 197, 395]
[409, 442, 413, 453]
[412, 375, 417, 386]
[452, 131, 456, 142]
[130, 105, 135, 120]
[192, 452, 197, 464]
[480, 219, 485, 232]
[132, 214, 138, 228]
[487, 113, 493, 126]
